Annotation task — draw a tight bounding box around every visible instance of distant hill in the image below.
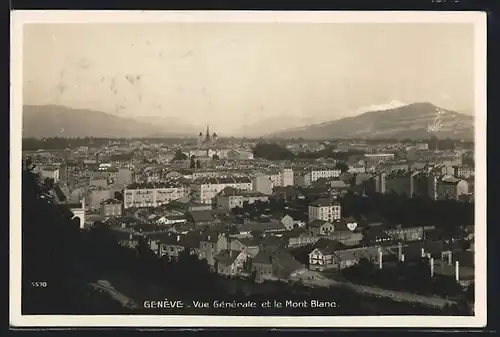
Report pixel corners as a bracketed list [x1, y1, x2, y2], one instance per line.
[132, 116, 199, 136]
[22, 105, 194, 138]
[267, 102, 474, 140]
[234, 115, 322, 138]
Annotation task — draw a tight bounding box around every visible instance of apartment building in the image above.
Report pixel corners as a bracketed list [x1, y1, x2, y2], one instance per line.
[310, 168, 341, 183]
[295, 168, 341, 187]
[280, 168, 294, 187]
[123, 181, 190, 209]
[308, 198, 342, 223]
[190, 176, 252, 205]
[454, 165, 474, 179]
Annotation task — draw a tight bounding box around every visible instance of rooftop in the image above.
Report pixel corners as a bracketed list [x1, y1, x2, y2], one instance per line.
[309, 198, 340, 207]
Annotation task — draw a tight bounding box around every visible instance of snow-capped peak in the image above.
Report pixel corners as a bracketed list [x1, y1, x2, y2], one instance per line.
[354, 100, 407, 115]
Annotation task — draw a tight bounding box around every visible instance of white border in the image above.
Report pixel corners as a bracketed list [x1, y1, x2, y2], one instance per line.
[10, 10, 487, 328]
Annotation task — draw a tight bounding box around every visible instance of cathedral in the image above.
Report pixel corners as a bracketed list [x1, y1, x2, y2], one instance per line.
[197, 125, 218, 149]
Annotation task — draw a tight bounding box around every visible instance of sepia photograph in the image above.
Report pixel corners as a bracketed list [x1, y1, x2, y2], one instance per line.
[10, 10, 486, 328]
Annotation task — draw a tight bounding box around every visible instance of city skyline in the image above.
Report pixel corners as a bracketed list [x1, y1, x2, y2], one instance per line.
[23, 22, 474, 134]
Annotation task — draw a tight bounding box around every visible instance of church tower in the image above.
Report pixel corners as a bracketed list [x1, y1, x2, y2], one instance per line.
[205, 125, 211, 143]
[197, 132, 203, 148]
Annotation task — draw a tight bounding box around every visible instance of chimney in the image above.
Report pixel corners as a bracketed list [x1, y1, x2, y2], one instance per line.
[448, 252, 453, 266]
[378, 247, 383, 269]
[430, 257, 434, 277]
[398, 242, 403, 261]
[421, 248, 425, 258]
[207, 235, 211, 241]
[455, 260, 460, 282]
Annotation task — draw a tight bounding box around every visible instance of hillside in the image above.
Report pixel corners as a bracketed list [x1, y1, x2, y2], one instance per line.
[22, 105, 193, 138]
[268, 102, 474, 140]
[234, 114, 321, 138]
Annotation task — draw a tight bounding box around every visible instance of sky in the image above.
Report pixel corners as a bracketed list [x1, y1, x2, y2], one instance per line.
[23, 22, 475, 134]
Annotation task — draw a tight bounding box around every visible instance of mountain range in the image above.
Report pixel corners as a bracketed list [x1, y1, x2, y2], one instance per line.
[22, 102, 474, 140]
[267, 102, 474, 140]
[22, 105, 198, 138]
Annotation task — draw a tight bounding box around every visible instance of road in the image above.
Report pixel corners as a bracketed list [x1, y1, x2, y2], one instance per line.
[293, 270, 455, 308]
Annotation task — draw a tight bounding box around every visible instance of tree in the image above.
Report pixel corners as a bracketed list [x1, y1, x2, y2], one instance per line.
[335, 161, 349, 173]
[252, 142, 295, 161]
[173, 149, 188, 161]
[196, 159, 202, 169]
[212, 154, 220, 160]
[190, 156, 196, 169]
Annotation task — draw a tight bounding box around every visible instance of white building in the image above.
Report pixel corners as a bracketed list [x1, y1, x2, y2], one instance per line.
[310, 168, 341, 182]
[190, 176, 252, 204]
[40, 167, 60, 183]
[308, 198, 342, 223]
[123, 182, 190, 209]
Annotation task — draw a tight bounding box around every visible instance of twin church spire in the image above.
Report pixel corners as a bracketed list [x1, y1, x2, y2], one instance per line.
[197, 124, 218, 148]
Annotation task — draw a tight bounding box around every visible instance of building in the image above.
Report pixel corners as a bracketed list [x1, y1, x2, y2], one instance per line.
[123, 182, 190, 209]
[215, 187, 269, 210]
[385, 170, 413, 197]
[348, 165, 366, 174]
[190, 176, 252, 205]
[416, 143, 429, 151]
[296, 168, 341, 187]
[308, 198, 341, 223]
[308, 219, 335, 236]
[64, 200, 85, 229]
[214, 249, 251, 277]
[197, 125, 218, 149]
[229, 237, 260, 258]
[40, 166, 60, 183]
[251, 250, 274, 283]
[454, 165, 474, 179]
[310, 168, 341, 182]
[198, 232, 229, 269]
[309, 245, 386, 271]
[436, 176, 469, 200]
[364, 153, 395, 163]
[411, 172, 431, 198]
[252, 174, 273, 195]
[100, 198, 123, 217]
[86, 187, 114, 210]
[384, 225, 435, 242]
[280, 168, 294, 187]
[328, 218, 363, 246]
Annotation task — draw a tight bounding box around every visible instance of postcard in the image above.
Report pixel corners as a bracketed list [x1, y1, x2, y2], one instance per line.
[10, 10, 486, 328]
